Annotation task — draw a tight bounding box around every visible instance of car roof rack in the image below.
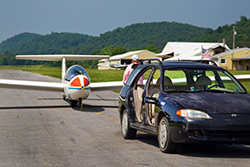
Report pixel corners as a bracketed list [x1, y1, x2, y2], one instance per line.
[191, 60, 217, 66]
[140, 58, 164, 67]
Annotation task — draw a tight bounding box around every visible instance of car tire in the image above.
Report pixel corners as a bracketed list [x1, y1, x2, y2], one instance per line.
[158, 117, 176, 153]
[121, 110, 137, 139]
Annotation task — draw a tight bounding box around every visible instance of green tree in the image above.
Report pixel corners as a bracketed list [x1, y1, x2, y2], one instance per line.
[145, 44, 160, 53]
[100, 45, 126, 56]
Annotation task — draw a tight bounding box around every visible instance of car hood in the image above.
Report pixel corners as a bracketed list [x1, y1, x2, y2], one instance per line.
[162, 92, 250, 114]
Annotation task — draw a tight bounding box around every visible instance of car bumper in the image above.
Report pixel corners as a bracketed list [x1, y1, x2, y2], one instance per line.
[170, 119, 250, 144]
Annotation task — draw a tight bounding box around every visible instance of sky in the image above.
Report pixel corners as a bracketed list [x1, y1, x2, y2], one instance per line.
[1, 0, 250, 42]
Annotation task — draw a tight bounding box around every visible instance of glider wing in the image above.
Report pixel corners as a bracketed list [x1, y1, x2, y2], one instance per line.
[88, 81, 123, 91]
[0, 79, 65, 92]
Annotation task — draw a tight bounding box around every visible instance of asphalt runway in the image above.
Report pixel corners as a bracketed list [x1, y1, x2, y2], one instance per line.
[0, 70, 250, 167]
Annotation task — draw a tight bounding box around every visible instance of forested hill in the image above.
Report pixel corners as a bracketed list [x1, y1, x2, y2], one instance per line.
[0, 21, 210, 55]
[0, 16, 249, 55]
[0, 33, 41, 52]
[71, 22, 210, 54]
[0, 32, 94, 55]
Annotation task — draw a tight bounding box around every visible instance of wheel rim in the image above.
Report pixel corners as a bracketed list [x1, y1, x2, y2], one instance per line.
[159, 120, 167, 148]
[122, 112, 128, 135]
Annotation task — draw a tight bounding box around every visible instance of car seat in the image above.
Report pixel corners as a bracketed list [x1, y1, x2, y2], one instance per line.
[195, 75, 212, 90]
[149, 76, 172, 125]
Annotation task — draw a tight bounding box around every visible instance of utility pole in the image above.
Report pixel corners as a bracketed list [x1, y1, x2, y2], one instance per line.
[232, 25, 236, 70]
[233, 25, 236, 50]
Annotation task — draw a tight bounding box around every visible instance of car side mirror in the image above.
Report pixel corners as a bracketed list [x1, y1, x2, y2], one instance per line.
[144, 96, 157, 104]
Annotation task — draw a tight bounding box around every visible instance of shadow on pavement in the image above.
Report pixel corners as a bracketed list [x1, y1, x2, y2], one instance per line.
[85, 98, 119, 102]
[136, 133, 159, 148]
[0, 105, 71, 110]
[72, 104, 118, 112]
[178, 143, 250, 158]
[133, 133, 250, 158]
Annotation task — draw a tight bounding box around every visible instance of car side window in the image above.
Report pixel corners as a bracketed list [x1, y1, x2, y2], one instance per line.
[148, 69, 161, 96]
[125, 68, 140, 86]
[164, 70, 188, 91]
[134, 68, 153, 87]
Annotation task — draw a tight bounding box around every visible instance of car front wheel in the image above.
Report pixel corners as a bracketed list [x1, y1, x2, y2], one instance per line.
[158, 117, 176, 153]
[121, 110, 137, 139]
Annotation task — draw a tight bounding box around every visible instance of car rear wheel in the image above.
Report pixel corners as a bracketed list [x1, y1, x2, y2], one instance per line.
[158, 117, 176, 153]
[121, 110, 137, 139]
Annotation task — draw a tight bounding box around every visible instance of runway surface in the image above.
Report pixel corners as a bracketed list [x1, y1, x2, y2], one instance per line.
[0, 70, 250, 167]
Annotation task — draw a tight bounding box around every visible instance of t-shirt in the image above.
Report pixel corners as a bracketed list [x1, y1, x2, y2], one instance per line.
[122, 63, 144, 85]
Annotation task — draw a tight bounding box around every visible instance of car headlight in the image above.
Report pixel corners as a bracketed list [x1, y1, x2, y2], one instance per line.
[176, 109, 211, 119]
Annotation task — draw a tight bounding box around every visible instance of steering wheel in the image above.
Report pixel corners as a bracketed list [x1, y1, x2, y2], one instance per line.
[208, 84, 221, 90]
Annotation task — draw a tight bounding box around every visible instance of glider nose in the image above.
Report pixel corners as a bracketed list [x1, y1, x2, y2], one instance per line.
[83, 76, 90, 87]
[70, 77, 81, 87]
[70, 76, 89, 88]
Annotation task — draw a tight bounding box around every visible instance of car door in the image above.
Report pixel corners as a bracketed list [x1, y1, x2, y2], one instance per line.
[126, 67, 154, 123]
[143, 68, 161, 126]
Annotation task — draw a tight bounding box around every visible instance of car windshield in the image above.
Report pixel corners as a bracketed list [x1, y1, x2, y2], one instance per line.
[163, 68, 246, 93]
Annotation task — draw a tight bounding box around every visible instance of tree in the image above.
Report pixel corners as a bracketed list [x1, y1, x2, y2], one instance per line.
[100, 45, 126, 56]
[145, 44, 160, 53]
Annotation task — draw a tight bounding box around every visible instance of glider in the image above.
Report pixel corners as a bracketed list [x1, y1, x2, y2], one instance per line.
[0, 55, 123, 107]
[109, 63, 128, 69]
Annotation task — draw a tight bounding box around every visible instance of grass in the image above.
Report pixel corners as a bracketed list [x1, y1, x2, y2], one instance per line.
[0, 65, 124, 82]
[1, 65, 250, 93]
[229, 70, 250, 75]
[86, 68, 124, 82]
[228, 70, 250, 93]
[0, 65, 61, 78]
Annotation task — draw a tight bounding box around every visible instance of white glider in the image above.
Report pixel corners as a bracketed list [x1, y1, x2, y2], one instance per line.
[0, 55, 123, 107]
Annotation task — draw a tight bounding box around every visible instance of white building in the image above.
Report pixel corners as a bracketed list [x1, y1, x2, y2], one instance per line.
[110, 50, 156, 63]
[98, 59, 109, 70]
[157, 42, 230, 61]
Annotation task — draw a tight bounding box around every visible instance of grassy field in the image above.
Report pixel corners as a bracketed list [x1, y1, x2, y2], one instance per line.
[0, 65, 250, 92]
[0, 65, 124, 82]
[228, 70, 250, 93]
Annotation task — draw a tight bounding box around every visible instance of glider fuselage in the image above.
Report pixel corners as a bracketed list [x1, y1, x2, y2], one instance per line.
[63, 65, 91, 101]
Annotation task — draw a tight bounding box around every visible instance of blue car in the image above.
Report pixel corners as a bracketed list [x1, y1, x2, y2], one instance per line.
[118, 59, 250, 153]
